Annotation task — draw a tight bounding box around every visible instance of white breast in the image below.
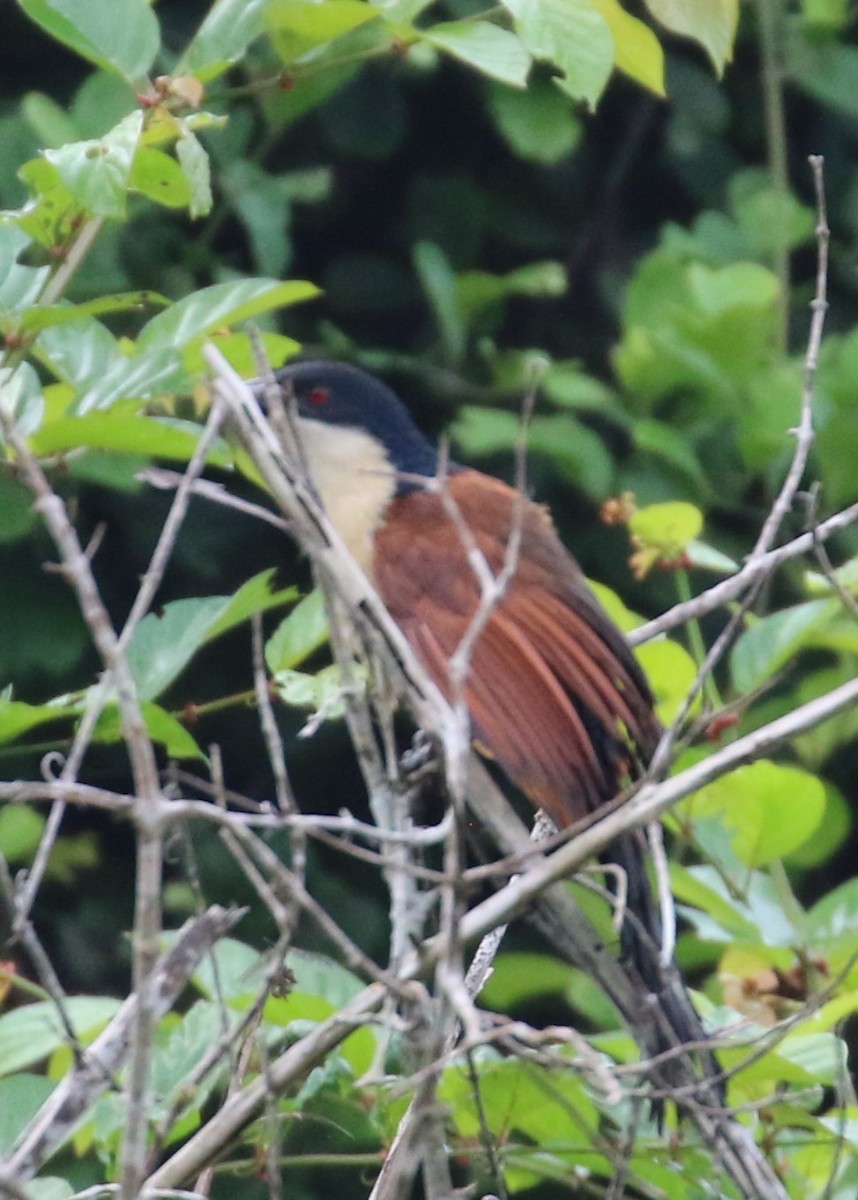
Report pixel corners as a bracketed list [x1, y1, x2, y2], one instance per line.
[296, 417, 397, 573]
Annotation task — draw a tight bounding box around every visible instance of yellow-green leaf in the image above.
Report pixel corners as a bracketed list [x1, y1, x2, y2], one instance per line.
[684, 760, 827, 868]
[644, 0, 737, 76]
[591, 0, 664, 95]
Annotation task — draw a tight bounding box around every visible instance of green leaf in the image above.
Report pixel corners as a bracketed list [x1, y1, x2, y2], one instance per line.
[452, 406, 613, 499]
[457, 261, 567, 323]
[72, 348, 190, 413]
[220, 160, 291, 277]
[0, 225, 50, 315]
[635, 638, 698, 724]
[21, 91, 79, 149]
[633, 418, 705, 484]
[786, 783, 850, 866]
[793, 666, 858, 771]
[265, 589, 330, 672]
[44, 110, 144, 219]
[13, 157, 83, 251]
[184, 330, 299, 377]
[804, 552, 858, 598]
[485, 78, 582, 164]
[501, 0, 615, 109]
[33, 316, 121, 386]
[542, 362, 622, 415]
[685, 760, 827, 868]
[0, 362, 44, 435]
[265, 0, 381, 63]
[685, 539, 738, 573]
[0, 996, 121, 1076]
[93, 701, 205, 760]
[19, 291, 169, 333]
[126, 573, 296, 700]
[440, 1055, 597, 1143]
[809, 879, 858, 940]
[189, 936, 262, 1001]
[628, 500, 703, 557]
[30, 411, 232, 467]
[729, 170, 815, 259]
[151, 1002, 231, 1122]
[423, 21, 532, 88]
[126, 596, 235, 700]
[177, 0, 269, 83]
[176, 130, 213, 219]
[273, 663, 350, 718]
[731, 598, 838, 695]
[206, 570, 299, 641]
[137, 278, 320, 352]
[0, 697, 80, 745]
[687, 260, 779, 316]
[413, 241, 464, 364]
[786, 25, 858, 119]
[130, 147, 192, 210]
[0, 1075, 56, 1154]
[17, 0, 160, 81]
[479, 952, 576, 1009]
[644, 0, 737, 75]
[0, 806, 46, 863]
[672, 864, 760, 942]
[591, 0, 664, 95]
[0, 474, 37, 541]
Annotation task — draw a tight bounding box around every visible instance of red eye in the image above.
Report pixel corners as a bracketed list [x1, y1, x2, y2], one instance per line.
[306, 386, 330, 406]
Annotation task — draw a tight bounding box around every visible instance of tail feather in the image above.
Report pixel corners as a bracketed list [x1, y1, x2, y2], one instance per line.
[610, 829, 724, 1110]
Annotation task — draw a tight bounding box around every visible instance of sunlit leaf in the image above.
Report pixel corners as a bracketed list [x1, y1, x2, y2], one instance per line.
[137, 278, 320, 352]
[17, 0, 160, 82]
[731, 598, 838, 695]
[126, 573, 296, 700]
[266, 0, 381, 63]
[30, 411, 233, 466]
[0, 1076, 56, 1155]
[0, 997, 121, 1076]
[93, 702, 205, 760]
[177, 0, 269, 83]
[644, 0, 737, 75]
[176, 130, 213, 218]
[130, 147, 192, 209]
[0, 225, 49, 314]
[635, 638, 698, 724]
[684, 760, 826, 868]
[44, 110, 143, 219]
[423, 21, 532, 88]
[206, 570, 298, 641]
[501, 0, 615, 108]
[591, 0, 664, 95]
[265, 588, 329, 672]
[0, 805, 46, 862]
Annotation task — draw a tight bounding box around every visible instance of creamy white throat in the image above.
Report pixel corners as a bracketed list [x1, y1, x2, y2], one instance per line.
[296, 417, 397, 573]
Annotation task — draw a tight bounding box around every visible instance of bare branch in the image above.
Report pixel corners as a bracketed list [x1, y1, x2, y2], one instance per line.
[630, 499, 858, 645]
[2, 907, 244, 1184]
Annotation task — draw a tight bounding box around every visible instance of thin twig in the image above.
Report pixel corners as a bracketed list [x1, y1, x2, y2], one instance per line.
[629, 499, 858, 646]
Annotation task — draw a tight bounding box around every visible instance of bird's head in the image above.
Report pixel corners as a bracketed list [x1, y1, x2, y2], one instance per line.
[252, 361, 439, 569]
[259, 361, 438, 489]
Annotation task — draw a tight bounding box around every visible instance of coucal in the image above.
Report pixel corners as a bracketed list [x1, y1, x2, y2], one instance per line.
[260, 360, 714, 1086]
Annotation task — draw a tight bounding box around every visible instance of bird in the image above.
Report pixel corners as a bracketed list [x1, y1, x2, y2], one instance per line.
[256, 359, 718, 1102]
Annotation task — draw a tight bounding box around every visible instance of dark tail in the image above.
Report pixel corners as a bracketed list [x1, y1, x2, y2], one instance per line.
[610, 829, 724, 1112]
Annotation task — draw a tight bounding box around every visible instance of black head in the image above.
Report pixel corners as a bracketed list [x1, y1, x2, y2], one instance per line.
[264, 361, 439, 489]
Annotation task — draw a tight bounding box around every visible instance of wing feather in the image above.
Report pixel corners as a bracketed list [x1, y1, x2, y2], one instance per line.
[374, 469, 659, 825]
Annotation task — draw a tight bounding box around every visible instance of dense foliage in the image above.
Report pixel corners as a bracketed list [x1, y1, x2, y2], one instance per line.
[2, 1, 858, 1198]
